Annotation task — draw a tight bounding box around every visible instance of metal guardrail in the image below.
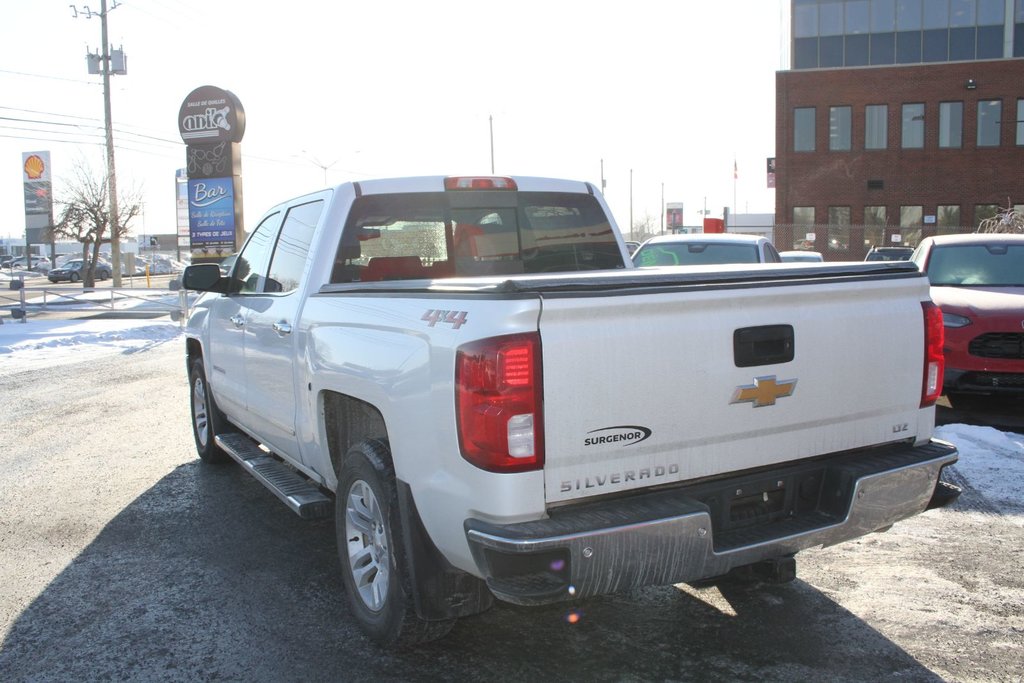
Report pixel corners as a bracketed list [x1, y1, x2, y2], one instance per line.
[1, 278, 191, 325]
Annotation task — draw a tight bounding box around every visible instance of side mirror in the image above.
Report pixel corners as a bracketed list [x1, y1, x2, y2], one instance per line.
[181, 264, 229, 293]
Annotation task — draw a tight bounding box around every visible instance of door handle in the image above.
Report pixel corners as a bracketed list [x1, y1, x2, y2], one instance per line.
[229, 314, 245, 328]
[273, 321, 292, 336]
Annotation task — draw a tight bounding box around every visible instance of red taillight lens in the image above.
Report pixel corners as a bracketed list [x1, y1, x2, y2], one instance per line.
[921, 301, 945, 407]
[444, 176, 518, 191]
[456, 333, 543, 473]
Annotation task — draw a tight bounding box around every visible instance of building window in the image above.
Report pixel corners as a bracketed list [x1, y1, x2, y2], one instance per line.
[937, 205, 961, 234]
[902, 103, 925, 148]
[900, 206, 923, 226]
[922, 28, 949, 61]
[898, 0, 923, 30]
[939, 101, 963, 148]
[900, 205, 923, 247]
[974, 204, 1000, 227]
[847, 0, 871, 34]
[793, 207, 816, 225]
[828, 206, 851, 252]
[949, 26, 976, 59]
[795, 2, 818, 38]
[865, 206, 887, 225]
[872, 0, 897, 31]
[829, 206, 851, 224]
[871, 31, 897, 63]
[1017, 99, 1024, 146]
[977, 100, 1001, 147]
[830, 106, 852, 150]
[795, 107, 816, 152]
[976, 24, 1004, 59]
[923, 0, 949, 29]
[1017, 0, 1024, 57]
[950, 0, 976, 27]
[865, 105, 888, 149]
[896, 30, 922, 62]
[864, 206, 886, 249]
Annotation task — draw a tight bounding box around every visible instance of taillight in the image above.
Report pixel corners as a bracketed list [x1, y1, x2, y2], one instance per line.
[444, 176, 517, 191]
[921, 301, 945, 407]
[456, 333, 543, 473]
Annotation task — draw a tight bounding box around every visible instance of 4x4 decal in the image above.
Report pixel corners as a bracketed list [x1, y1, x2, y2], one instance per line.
[422, 309, 468, 329]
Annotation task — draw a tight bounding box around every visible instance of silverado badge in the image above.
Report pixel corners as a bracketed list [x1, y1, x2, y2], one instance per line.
[731, 375, 797, 408]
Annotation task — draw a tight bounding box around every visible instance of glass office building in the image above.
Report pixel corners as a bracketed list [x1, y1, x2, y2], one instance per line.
[793, 0, 1024, 68]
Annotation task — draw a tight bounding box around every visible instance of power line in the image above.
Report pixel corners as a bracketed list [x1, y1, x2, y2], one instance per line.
[0, 69, 98, 86]
[0, 106, 183, 145]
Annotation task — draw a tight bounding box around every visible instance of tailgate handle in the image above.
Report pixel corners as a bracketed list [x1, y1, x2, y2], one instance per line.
[734, 325, 794, 367]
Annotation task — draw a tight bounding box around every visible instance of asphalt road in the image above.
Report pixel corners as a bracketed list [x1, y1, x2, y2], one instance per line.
[0, 340, 1021, 682]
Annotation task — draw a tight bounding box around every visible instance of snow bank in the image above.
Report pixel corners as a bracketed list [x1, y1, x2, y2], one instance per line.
[935, 424, 1024, 523]
[0, 319, 182, 374]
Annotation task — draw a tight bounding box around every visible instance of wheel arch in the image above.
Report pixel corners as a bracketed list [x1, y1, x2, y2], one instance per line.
[322, 391, 389, 480]
[185, 337, 203, 373]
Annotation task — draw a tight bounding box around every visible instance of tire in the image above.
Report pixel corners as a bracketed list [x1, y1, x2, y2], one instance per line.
[70, 272, 79, 283]
[188, 357, 231, 464]
[336, 439, 455, 647]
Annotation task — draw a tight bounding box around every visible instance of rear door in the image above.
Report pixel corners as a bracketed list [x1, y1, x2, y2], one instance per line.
[537, 268, 931, 503]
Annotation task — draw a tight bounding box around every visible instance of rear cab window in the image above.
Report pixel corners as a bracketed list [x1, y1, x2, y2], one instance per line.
[330, 190, 624, 283]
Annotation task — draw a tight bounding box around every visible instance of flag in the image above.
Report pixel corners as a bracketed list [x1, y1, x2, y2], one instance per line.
[733, 159, 738, 180]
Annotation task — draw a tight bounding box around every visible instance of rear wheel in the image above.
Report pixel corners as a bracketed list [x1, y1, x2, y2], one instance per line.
[70, 272, 79, 283]
[336, 439, 455, 646]
[189, 357, 231, 464]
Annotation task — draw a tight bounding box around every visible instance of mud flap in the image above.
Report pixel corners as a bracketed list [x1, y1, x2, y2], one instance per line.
[396, 480, 494, 620]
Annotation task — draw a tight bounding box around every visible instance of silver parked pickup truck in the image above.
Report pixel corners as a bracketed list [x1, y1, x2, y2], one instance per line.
[182, 175, 959, 646]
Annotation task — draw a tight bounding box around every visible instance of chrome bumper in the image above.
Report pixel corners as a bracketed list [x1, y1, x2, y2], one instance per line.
[465, 440, 958, 605]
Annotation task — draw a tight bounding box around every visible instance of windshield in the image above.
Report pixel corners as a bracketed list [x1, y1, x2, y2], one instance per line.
[331, 191, 624, 282]
[633, 242, 760, 266]
[926, 244, 1024, 287]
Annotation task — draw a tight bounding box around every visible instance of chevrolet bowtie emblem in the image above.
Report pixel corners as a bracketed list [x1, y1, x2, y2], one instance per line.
[731, 376, 797, 408]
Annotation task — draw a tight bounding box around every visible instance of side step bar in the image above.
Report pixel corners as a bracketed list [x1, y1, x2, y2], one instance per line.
[215, 433, 332, 520]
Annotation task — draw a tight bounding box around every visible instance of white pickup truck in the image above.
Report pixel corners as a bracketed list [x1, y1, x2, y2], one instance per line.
[182, 175, 959, 646]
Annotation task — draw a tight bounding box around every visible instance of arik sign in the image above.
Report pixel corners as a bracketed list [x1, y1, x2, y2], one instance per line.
[178, 85, 245, 144]
[178, 85, 246, 261]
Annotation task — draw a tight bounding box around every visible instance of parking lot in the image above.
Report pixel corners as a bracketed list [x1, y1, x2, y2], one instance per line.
[0, 333, 1021, 681]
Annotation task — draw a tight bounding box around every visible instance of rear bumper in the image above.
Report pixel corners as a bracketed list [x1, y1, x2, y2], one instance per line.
[465, 440, 958, 605]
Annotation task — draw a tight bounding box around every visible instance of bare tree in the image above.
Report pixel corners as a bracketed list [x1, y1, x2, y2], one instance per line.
[631, 212, 657, 243]
[977, 200, 1024, 234]
[52, 160, 141, 287]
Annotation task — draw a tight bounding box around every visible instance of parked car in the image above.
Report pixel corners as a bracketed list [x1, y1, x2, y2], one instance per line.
[0, 255, 14, 268]
[47, 259, 112, 282]
[780, 250, 825, 262]
[632, 233, 781, 266]
[912, 233, 1024, 400]
[865, 246, 914, 261]
[7, 256, 51, 272]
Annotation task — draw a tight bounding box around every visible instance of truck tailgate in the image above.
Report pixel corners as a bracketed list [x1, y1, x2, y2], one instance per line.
[537, 267, 932, 504]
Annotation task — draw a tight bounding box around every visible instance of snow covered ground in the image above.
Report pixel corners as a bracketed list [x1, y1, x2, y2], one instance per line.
[0, 317, 183, 374]
[1, 313, 1020, 523]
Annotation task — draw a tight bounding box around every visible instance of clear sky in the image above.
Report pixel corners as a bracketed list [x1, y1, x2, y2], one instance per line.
[1, 0, 788, 243]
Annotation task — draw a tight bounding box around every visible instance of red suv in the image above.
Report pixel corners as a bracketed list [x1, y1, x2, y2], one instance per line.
[912, 234, 1024, 400]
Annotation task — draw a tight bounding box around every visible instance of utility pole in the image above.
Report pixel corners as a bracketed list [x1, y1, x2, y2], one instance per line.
[74, 0, 126, 286]
[489, 115, 495, 174]
[600, 159, 606, 195]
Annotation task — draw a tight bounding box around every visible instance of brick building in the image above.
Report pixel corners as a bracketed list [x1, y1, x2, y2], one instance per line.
[776, 0, 1024, 259]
